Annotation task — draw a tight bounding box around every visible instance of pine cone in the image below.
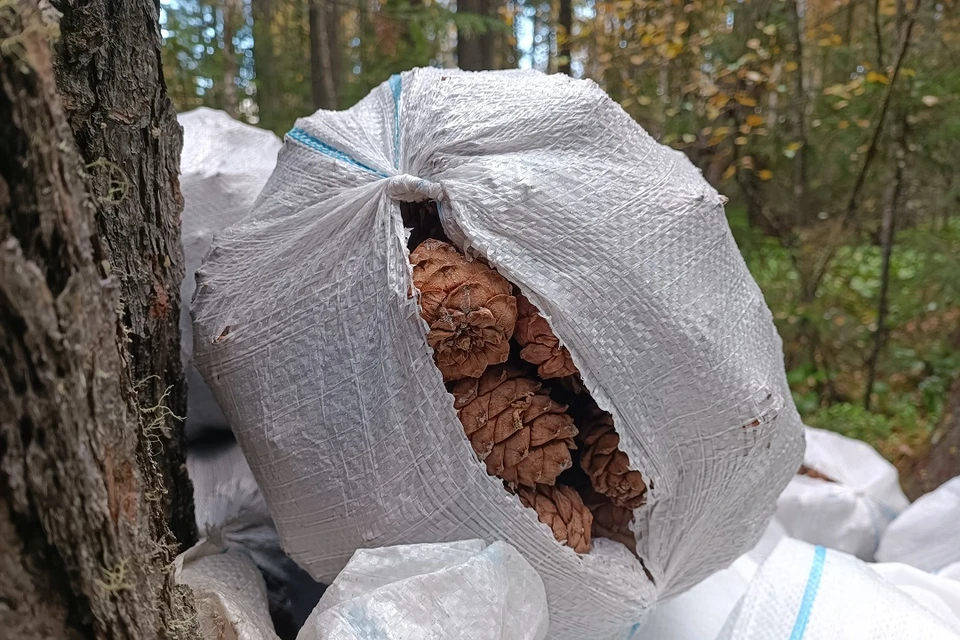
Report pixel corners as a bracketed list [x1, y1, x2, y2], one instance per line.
[453, 366, 578, 487]
[518, 484, 593, 553]
[583, 490, 637, 553]
[514, 294, 578, 379]
[411, 239, 517, 381]
[579, 410, 647, 509]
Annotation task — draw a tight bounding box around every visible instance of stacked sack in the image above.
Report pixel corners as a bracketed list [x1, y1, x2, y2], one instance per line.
[192, 68, 804, 638]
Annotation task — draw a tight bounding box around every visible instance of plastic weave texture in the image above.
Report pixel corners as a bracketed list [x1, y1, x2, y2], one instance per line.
[192, 68, 805, 639]
[716, 538, 960, 639]
[298, 540, 548, 640]
[179, 107, 282, 437]
[776, 426, 909, 560]
[877, 476, 960, 572]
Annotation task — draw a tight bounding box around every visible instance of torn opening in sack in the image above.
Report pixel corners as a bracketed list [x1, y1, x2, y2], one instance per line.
[402, 198, 650, 564]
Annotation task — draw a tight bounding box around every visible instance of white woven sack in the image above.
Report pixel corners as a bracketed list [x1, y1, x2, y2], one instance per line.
[775, 426, 909, 560]
[297, 540, 548, 640]
[192, 68, 804, 639]
[176, 541, 280, 640]
[876, 476, 960, 572]
[179, 108, 282, 436]
[717, 539, 960, 639]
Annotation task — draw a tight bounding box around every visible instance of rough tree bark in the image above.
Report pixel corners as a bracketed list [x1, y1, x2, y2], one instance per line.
[458, 0, 495, 70]
[53, 0, 195, 548]
[309, 0, 340, 110]
[1, 1, 197, 638]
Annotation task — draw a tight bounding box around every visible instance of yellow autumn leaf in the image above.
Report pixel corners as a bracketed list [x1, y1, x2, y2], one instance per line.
[856, 119, 871, 128]
[666, 41, 685, 59]
[747, 38, 761, 50]
[638, 95, 653, 106]
[837, 120, 850, 129]
[735, 94, 758, 107]
[734, 136, 748, 145]
[762, 24, 777, 35]
[785, 141, 802, 152]
[902, 68, 917, 78]
[722, 165, 737, 180]
[708, 134, 727, 146]
[785, 61, 799, 72]
[682, 133, 697, 143]
[833, 99, 850, 110]
[866, 71, 889, 84]
[746, 114, 764, 127]
[630, 54, 644, 65]
[758, 170, 773, 180]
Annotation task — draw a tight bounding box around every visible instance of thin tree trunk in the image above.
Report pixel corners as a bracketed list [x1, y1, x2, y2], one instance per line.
[222, 0, 243, 116]
[1, 2, 197, 638]
[252, 0, 282, 131]
[558, 0, 573, 75]
[459, 0, 496, 70]
[864, 118, 907, 410]
[785, 0, 809, 227]
[309, 0, 340, 110]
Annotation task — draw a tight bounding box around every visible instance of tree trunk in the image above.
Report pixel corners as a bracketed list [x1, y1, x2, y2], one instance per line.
[906, 377, 960, 500]
[222, 0, 243, 116]
[252, 0, 282, 131]
[309, 0, 340, 110]
[1, 2, 197, 639]
[863, 119, 907, 410]
[458, 0, 496, 70]
[558, 0, 573, 75]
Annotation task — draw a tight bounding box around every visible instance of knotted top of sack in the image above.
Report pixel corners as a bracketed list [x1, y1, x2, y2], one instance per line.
[385, 174, 443, 203]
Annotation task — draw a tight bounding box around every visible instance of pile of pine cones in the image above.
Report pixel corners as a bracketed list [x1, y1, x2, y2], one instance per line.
[410, 238, 647, 555]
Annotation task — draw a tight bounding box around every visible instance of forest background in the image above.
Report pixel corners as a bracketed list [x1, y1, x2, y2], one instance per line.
[160, 0, 960, 491]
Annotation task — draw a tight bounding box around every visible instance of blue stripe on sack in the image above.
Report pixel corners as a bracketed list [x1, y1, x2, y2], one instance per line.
[789, 545, 827, 640]
[389, 73, 402, 168]
[286, 128, 389, 178]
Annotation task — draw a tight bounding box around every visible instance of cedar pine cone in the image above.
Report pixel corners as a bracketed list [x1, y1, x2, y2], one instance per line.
[411, 239, 517, 381]
[583, 490, 637, 553]
[514, 294, 578, 380]
[579, 409, 647, 509]
[453, 366, 578, 487]
[518, 484, 593, 553]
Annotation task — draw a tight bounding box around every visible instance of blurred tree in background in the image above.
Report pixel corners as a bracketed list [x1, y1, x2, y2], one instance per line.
[160, 0, 960, 480]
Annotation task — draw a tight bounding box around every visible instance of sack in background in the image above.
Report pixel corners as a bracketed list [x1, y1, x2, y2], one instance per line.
[775, 426, 909, 560]
[876, 476, 960, 572]
[298, 540, 549, 640]
[188, 433, 326, 636]
[178, 107, 282, 437]
[193, 68, 805, 638]
[717, 538, 960, 639]
[176, 540, 280, 640]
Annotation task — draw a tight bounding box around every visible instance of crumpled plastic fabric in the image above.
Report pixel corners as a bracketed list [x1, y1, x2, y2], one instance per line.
[876, 476, 960, 572]
[298, 540, 549, 640]
[192, 68, 805, 638]
[776, 427, 910, 560]
[178, 107, 282, 438]
[176, 540, 280, 640]
[716, 538, 960, 639]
